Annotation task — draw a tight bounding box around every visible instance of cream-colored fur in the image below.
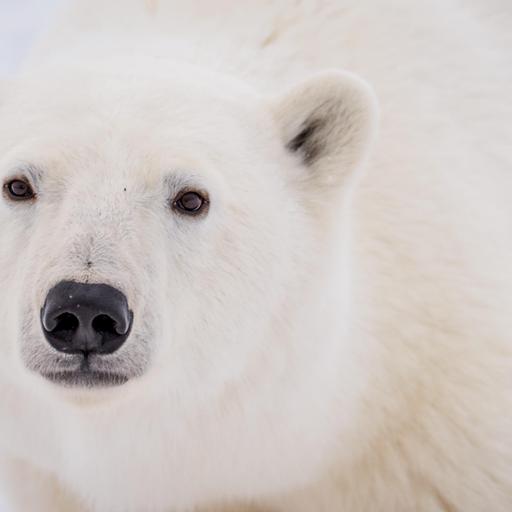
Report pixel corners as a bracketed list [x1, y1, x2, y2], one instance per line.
[0, 1, 511, 511]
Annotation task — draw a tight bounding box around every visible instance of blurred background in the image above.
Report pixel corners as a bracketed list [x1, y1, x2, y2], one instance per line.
[0, 1, 63, 508]
[0, 0, 63, 78]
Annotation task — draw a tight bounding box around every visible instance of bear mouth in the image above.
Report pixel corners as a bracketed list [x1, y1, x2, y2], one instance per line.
[42, 369, 129, 388]
[21, 309, 150, 388]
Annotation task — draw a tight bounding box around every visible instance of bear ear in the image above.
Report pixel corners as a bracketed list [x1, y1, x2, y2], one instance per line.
[272, 71, 378, 195]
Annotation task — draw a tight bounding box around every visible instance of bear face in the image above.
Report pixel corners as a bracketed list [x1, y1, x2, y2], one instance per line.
[0, 57, 376, 409]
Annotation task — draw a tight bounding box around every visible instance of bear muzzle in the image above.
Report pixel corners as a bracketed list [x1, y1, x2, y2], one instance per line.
[39, 280, 134, 387]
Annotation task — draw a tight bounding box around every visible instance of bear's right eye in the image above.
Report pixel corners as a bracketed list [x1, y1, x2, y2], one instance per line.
[3, 178, 36, 202]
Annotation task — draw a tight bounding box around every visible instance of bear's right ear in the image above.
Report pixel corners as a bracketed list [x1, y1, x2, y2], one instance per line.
[272, 71, 378, 197]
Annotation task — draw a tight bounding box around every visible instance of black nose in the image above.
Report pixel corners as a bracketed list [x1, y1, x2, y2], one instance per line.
[41, 281, 133, 356]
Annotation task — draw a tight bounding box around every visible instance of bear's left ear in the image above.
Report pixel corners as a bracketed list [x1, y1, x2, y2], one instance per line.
[272, 71, 378, 194]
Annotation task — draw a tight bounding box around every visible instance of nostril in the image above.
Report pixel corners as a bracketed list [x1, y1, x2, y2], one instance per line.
[92, 314, 117, 338]
[49, 313, 80, 342]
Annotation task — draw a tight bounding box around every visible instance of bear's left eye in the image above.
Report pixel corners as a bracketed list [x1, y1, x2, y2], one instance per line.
[173, 190, 209, 216]
[3, 178, 36, 202]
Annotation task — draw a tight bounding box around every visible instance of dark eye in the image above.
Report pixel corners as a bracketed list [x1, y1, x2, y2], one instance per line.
[173, 190, 208, 216]
[3, 178, 36, 201]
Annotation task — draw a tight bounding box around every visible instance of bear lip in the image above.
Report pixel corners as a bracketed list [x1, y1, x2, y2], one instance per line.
[41, 369, 129, 388]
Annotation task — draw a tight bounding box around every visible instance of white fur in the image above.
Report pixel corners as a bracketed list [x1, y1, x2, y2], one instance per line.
[0, 1, 511, 511]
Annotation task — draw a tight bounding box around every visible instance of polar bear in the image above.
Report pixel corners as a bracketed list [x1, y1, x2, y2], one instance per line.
[0, 1, 511, 511]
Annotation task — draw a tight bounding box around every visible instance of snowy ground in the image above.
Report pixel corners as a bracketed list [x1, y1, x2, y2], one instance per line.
[0, 1, 63, 509]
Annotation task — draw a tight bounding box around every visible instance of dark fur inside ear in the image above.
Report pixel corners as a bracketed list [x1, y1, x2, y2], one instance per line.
[286, 117, 326, 165]
[274, 71, 377, 192]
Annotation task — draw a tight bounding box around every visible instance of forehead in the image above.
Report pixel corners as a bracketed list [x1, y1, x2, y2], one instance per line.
[0, 61, 276, 183]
